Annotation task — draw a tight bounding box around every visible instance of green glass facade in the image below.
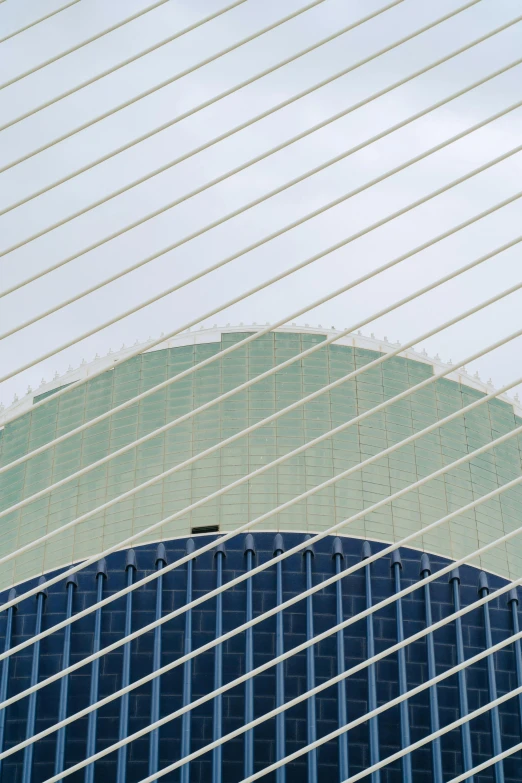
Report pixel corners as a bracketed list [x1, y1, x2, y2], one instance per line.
[1, 329, 522, 589]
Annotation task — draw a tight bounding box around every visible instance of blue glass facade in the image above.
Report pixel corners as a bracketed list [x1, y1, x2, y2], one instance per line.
[0, 533, 521, 782]
[2, 329, 522, 780]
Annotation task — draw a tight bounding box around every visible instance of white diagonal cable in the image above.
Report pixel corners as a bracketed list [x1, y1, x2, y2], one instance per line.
[447, 742, 522, 783]
[162, 634, 522, 783]
[341, 693, 522, 782]
[1, 284, 521, 613]
[5, 422, 522, 763]
[1, 2, 520, 773]
[4, 75, 522, 344]
[0, 0, 391, 132]
[2, 265, 521, 568]
[0, 0, 247, 90]
[4, 130, 522, 387]
[0, 0, 473, 181]
[0, 332, 520, 682]
[3, 1, 509, 263]
[0, 6, 418, 216]
[39, 610, 522, 783]
[6, 2, 468, 262]
[0, 0, 406, 170]
[30, 479, 522, 782]
[2, 352, 521, 704]
[1, 187, 519, 468]
[3, 235, 520, 520]
[0, 0, 80, 44]
[243, 657, 522, 783]
[0, 352, 522, 684]
[0, 0, 421, 218]
[1, 1, 503, 294]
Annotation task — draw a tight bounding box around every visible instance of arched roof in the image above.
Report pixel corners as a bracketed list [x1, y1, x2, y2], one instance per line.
[1, 324, 520, 426]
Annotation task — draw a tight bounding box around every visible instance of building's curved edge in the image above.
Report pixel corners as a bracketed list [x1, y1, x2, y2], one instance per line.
[2, 324, 520, 427]
[0, 529, 503, 593]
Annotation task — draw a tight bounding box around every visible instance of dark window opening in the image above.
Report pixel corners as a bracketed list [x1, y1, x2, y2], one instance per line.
[191, 524, 219, 534]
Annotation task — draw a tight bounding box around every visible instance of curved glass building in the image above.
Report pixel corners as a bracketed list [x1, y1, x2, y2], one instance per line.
[1, 326, 521, 782]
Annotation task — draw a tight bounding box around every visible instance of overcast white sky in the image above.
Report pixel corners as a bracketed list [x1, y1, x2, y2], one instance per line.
[1, 0, 521, 410]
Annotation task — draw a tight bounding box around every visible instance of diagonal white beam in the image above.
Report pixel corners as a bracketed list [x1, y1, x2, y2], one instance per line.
[3, 233, 520, 521]
[37, 510, 522, 783]
[4, 2, 513, 265]
[0, 0, 407, 169]
[0, 355, 520, 709]
[0, 0, 413, 217]
[2, 184, 519, 459]
[0, 0, 80, 44]
[1, 0, 343, 130]
[2, 275, 521, 609]
[4, 125, 522, 384]
[243, 657, 522, 783]
[2, 373, 522, 721]
[4, 80, 522, 344]
[0, 0, 249, 90]
[447, 741, 522, 783]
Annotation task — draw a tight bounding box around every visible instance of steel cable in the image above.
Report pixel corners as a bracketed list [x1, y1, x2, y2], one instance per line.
[343, 696, 522, 782]
[447, 742, 522, 783]
[0, 0, 80, 45]
[0, 0, 410, 219]
[1, 320, 521, 671]
[0, 247, 520, 660]
[1, 293, 521, 617]
[0, 0, 408, 168]
[3, 422, 522, 759]
[243, 658, 522, 783]
[1, 0, 485, 259]
[0, 367, 520, 683]
[0, 0, 247, 90]
[2, 270, 521, 596]
[167, 647, 522, 783]
[1, 0, 500, 296]
[2, 0, 502, 262]
[3, 235, 521, 523]
[4, 124, 522, 389]
[2, 188, 519, 469]
[1, 1, 519, 776]
[14, 471, 522, 780]
[0, 0, 388, 132]
[4, 66, 522, 344]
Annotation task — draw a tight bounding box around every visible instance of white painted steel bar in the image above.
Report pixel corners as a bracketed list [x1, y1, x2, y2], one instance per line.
[447, 742, 522, 783]
[3, 234, 520, 519]
[170, 646, 522, 783]
[2, 187, 519, 467]
[4, 130, 522, 388]
[31, 485, 522, 782]
[0, 321, 520, 682]
[0, 0, 246, 90]
[2, 265, 521, 583]
[0, 10, 504, 326]
[0, 1, 518, 774]
[2, 287, 521, 615]
[2, 0, 507, 265]
[0, 0, 390, 132]
[0, 0, 80, 44]
[2, 359, 522, 705]
[0, 0, 407, 170]
[341, 695, 522, 782]
[5, 78, 522, 343]
[0, 0, 484, 265]
[5, 426, 522, 764]
[1, 341, 520, 663]
[244, 664, 522, 783]
[0, 1, 414, 220]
